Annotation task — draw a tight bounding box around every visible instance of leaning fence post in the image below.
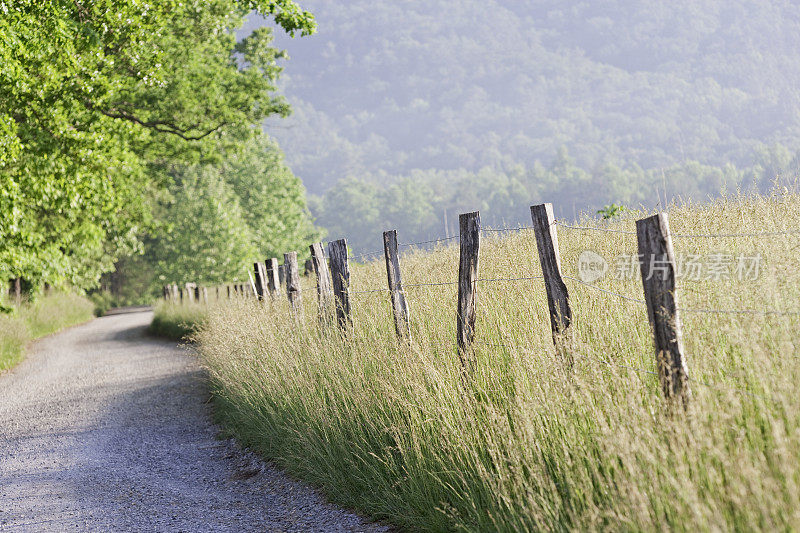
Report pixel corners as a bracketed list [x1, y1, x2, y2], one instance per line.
[284, 252, 303, 318]
[266, 258, 282, 297]
[310, 243, 335, 325]
[383, 230, 411, 341]
[531, 203, 573, 364]
[328, 239, 352, 330]
[457, 211, 480, 371]
[636, 212, 690, 406]
[202, 287, 208, 304]
[254, 262, 267, 301]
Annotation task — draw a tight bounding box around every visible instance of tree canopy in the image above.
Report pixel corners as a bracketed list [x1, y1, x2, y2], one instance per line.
[0, 0, 315, 293]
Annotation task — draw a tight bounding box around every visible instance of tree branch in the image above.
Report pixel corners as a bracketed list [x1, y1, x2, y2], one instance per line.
[99, 108, 226, 141]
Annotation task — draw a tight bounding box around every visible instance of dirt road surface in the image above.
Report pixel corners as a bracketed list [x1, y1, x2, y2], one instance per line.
[0, 311, 385, 532]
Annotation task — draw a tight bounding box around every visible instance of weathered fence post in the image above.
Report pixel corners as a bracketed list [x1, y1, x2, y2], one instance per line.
[185, 282, 195, 303]
[531, 203, 573, 365]
[266, 258, 282, 297]
[172, 284, 179, 302]
[636, 212, 690, 407]
[278, 264, 286, 289]
[284, 252, 303, 318]
[310, 243, 335, 325]
[328, 239, 352, 330]
[193, 284, 200, 302]
[202, 287, 208, 304]
[254, 262, 267, 301]
[179, 287, 184, 303]
[457, 211, 480, 371]
[383, 230, 411, 341]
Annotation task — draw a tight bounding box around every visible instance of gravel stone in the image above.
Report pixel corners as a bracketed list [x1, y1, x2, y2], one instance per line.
[0, 311, 388, 532]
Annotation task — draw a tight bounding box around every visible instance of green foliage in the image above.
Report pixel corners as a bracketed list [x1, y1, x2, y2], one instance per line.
[0, 0, 314, 293]
[147, 167, 257, 286]
[224, 135, 322, 260]
[597, 204, 627, 220]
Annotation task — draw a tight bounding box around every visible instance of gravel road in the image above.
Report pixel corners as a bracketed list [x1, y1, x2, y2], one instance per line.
[0, 310, 387, 532]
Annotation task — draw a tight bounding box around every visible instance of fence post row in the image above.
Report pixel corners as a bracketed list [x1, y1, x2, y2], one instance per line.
[253, 262, 267, 301]
[310, 242, 335, 325]
[636, 212, 690, 406]
[284, 251, 303, 318]
[328, 239, 352, 330]
[456, 211, 481, 371]
[383, 230, 411, 341]
[531, 203, 573, 365]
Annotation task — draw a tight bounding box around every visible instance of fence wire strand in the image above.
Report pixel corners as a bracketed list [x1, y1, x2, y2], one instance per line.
[562, 275, 647, 304]
[555, 221, 638, 235]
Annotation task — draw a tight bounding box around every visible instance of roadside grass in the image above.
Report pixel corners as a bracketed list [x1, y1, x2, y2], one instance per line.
[197, 191, 800, 531]
[0, 293, 95, 372]
[149, 301, 207, 341]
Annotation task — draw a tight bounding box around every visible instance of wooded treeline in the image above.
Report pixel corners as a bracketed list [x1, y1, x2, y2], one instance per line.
[0, 1, 317, 304]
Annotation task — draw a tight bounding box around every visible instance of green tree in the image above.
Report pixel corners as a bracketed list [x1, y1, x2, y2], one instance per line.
[0, 0, 315, 293]
[147, 168, 255, 286]
[224, 135, 320, 260]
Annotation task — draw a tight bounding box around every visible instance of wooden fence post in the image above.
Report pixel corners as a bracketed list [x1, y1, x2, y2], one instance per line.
[253, 262, 267, 301]
[202, 287, 208, 304]
[383, 230, 411, 341]
[185, 282, 195, 303]
[531, 203, 573, 364]
[193, 284, 200, 302]
[304, 259, 313, 277]
[636, 212, 690, 406]
[457, 211, 480, 371]
[284, 252, 303, 318]
[328, 239, 352, 330]
[179, 287, 184, 303]
[266, 258, 282, 297]
[278, 264, 286, 288]
[310, 242, 335, 325]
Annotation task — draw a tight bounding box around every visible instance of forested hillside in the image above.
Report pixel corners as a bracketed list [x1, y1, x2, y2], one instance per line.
[246, 1, 800, 249]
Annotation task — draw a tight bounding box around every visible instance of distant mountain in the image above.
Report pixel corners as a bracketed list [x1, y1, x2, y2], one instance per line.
[245, 1, 800, 195]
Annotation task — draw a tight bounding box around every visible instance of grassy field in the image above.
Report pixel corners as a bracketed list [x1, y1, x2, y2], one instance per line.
[186, 191, 800, 531]
[149, 301, 207, 340]
[0, 293, 95, 371]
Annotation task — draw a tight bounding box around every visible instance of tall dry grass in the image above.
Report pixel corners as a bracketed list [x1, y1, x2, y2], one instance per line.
[196, 190, 800, 531]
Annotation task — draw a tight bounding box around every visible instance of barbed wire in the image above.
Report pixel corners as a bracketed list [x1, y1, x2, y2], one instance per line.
[678, 306, 800, 317]
[562, 275, 647, 304]
[672, 229, 800, 238]
[481, 226, 533, 234]
[554, 221, 638, 235]
[477, 275, 544, 283]
[400, 235, 460, 247]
